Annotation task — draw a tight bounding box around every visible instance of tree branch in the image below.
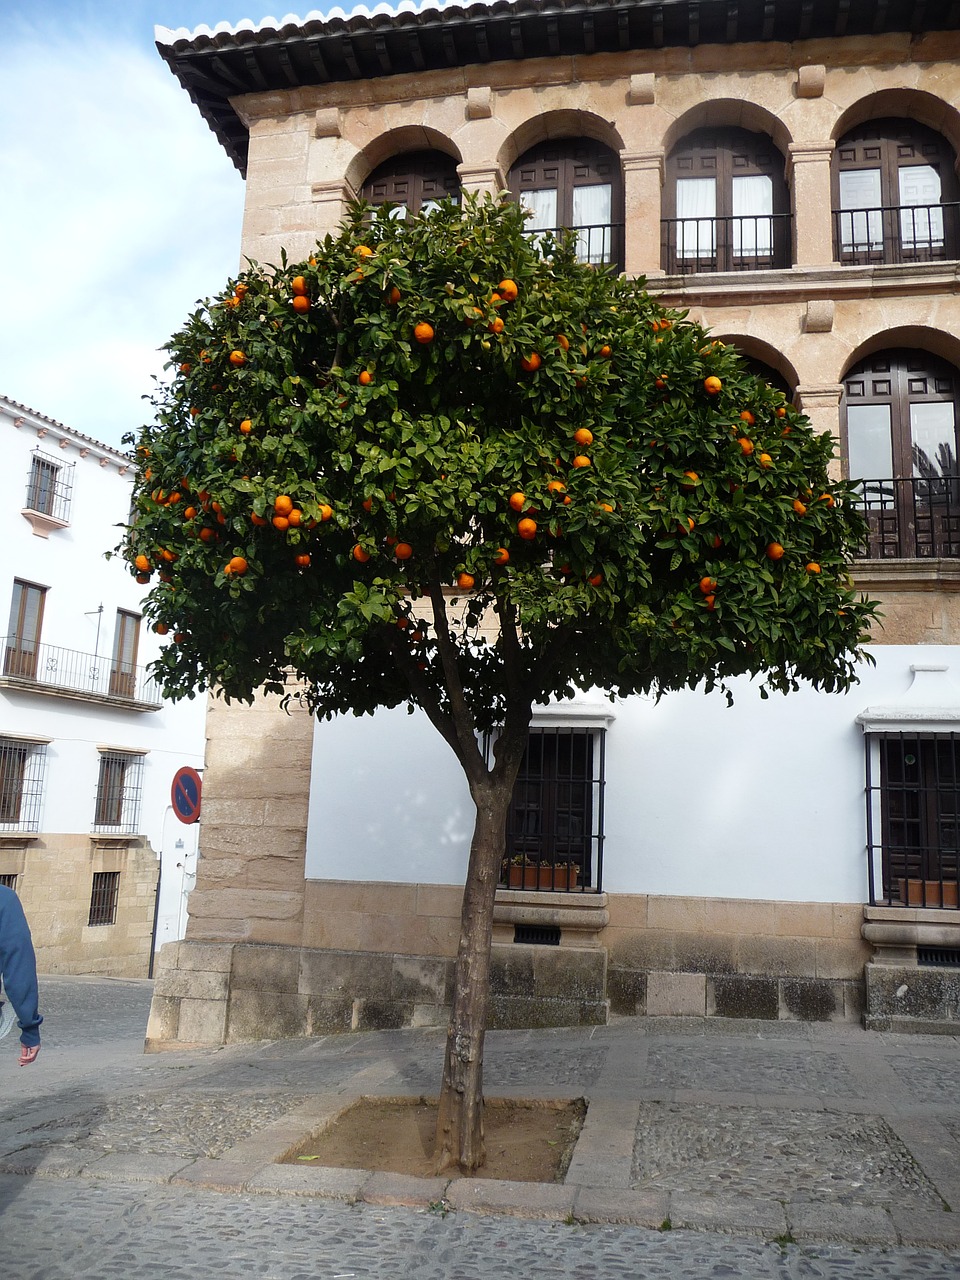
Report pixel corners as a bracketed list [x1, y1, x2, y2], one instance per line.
[426, 565, 487, 788]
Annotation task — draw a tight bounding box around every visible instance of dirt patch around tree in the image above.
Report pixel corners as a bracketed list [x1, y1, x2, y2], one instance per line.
[281, 1096, 587, 1182]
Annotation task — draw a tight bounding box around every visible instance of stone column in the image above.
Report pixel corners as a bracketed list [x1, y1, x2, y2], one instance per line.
[788, 142, 836, 268]
[622, 151, 664, 279]
[796, 382, 843, 479]
[458, 164, 504, 197]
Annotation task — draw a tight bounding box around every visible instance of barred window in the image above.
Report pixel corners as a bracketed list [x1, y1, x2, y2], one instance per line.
[0, 874, 18, 891]
[24, 450, 74, 523]
[88, 871, 120, 926]
[0, 738, 48, 832]
[93, 750, 144, 834]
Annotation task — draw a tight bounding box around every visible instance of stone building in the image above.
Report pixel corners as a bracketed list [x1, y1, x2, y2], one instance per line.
[0, 397, 206, 977]
[148, 0, 960, 1045]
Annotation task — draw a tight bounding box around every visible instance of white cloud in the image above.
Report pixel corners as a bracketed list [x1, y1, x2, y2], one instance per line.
[0, 27, 244, 449]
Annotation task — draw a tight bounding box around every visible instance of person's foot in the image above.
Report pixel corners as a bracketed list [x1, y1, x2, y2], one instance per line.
[0, 1001, 16, 1043]
[18, 1044, 39, 1066]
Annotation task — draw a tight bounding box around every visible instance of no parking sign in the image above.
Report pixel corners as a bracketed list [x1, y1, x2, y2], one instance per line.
[171, 766, 202, 824]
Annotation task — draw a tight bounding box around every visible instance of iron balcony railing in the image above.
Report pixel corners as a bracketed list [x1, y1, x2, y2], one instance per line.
[661, 212, 792, 274]
[24, 450, 74, 524]
[0, 637, 162, 707]
[852, 476, 960, 560]
[523, 222, 625, 271]
[833, 202, 960, 266]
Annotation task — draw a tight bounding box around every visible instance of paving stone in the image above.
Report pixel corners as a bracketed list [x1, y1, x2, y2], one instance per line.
[573, 1186, 669, 1226]
[361, 1170, 451, 1207]
[446, 1176, 576, 1219]
[891, 1206, 960, 1249]
[788, 1201, 900, 1245]
[80, 1152, 194, 1183]
[247, 1162, 368, 1199]
[669, 1191, 787, 1236]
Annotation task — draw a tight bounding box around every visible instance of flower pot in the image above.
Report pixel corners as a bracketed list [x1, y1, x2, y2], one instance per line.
[508, 864, 579, 890]
[898, 878, 959, 908]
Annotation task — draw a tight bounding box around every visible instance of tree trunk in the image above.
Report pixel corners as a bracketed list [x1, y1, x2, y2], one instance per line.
[433, 778, 513, 1174]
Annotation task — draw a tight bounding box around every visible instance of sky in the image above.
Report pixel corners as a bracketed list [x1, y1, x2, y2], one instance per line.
[1, 1, 317, 451]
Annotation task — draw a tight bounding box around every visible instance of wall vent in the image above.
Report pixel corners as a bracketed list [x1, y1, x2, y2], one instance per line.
[514, 924, 561, 946]
[917, 947, 960, 968]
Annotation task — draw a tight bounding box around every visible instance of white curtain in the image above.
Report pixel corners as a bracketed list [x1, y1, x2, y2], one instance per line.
[838, 168, 883, 252]
[572, 183, 612, 263]
[899, 164, 943, 250]
[676, 177, 716, 259]
[732, 174, 773, 256]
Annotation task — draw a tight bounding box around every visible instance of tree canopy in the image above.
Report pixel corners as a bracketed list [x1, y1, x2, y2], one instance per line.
[125, 194, 876, 750]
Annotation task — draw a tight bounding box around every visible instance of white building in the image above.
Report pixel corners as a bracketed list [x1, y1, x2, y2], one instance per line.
[0, 396, 206, 977]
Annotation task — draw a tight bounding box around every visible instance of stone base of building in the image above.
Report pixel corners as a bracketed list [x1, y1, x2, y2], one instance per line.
[861, 905, 960, 1033]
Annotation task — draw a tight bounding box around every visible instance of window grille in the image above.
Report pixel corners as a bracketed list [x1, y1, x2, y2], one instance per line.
[918, 947, 960, 967]
[501, 726, 605, 892]
[92, 751, 144, 834]
[24, 450, 74, 523]
[87, 871, 120, 926]
[514, 924, 561, 946]
[865, 732, 960, 909]
[0, 739, 47, 832]
[0, 874, 18, 891]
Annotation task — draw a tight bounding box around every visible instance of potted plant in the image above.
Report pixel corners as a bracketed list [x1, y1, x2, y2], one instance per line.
[502, 855, 580, 890]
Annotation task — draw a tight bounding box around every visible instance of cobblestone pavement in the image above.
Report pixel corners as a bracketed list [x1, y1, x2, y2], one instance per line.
[0, 977, 958, 1278]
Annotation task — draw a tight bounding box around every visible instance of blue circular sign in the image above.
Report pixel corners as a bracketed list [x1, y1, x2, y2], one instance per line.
[171, 766, 202, 824]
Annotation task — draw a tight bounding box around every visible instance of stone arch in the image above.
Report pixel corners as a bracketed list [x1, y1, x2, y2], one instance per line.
[662, 99, 794, 161]
[842, 326, 960, 382]
[714, 333, 799, 397]
[496, 110, 625, 177]
[344, 126, 462, 194]
[833, 89, 960, 164]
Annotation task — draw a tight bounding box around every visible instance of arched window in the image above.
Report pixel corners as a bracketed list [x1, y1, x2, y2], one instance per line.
[737, 354, 793, 399]
[508, 139, 624, 269]
[842, 349, 960, 558]
[662, 127, 791, 273]
[361, 150, 460, 216]
[833, 119, 960, 264]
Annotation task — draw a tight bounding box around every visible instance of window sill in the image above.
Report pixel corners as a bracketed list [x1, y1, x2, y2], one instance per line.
[89, 834, 143, 849]
[20, 507, 69, 538]
[0, 674, 161, 712]
[850, 558, 960, 591]
[0, 833, 39, 846]
[653, 259, 960, 306]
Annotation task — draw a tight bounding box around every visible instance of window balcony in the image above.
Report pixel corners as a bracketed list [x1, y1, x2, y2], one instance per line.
[523, 222, 625, 271]
[852, 476, 960, 560]
[0, 638, 161, 710]
[833, 202, 960, 266]
[660, 212, 792, 274]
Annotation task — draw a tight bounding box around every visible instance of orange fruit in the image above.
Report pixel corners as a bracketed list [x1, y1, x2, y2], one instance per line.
[738, 437, 755, 455]
[166, 492, 181, 505]
[456, 571, 475, 590]
[572, 455, 591, 469]
[520, 352, 541, 372]
[704, 594, 716, 610]
[678, 517, 695, 535]
[493, 547, 510, 565]
[319, 503, 333, 522]
[776, 406, 787, 418]
[173, 632, 187, 644]
[134, 554, 151, 572]
[819, 493, 835, 507]
[517, 517, 537, 540]
[154, 622, 169, 635]
[806, 562, 822, 574]
[229, 350, 246, 367]
[758, 453, 773, 468]
[234, 282, 248, 299]
[599, 344, 612, 359]
[274, 495, 294, 516]
[199, 527, 216, 543]
[766, 542, 785, 560]
[295, 553, 311, 568]
[509, 491, 526, 512]
[700, 576, 717, 595]
[385, 286, 401, 305]
[292, 295, 310, 314]
[587, 572, 604, 587]
[547, 480, 566, 494]
[597, 502, 614, 513]
[160, 549, 177, 563]
[703, 376, 722, 394]
[488, 317, 504, 334]
[225, 555, 248, 575]
[395, 542, 413, 560]
[239, 419, 252, 434]
[557, 334, 570, 351]
[358, 370, 372, 386]
[287, 509, 302, 527]
[291, 275, 308, 296]
[272, 515, 290, 531]
[414, 321, 435, 344]
[179, 362, 191, 374]
[354, 245, 373, 257]
[498, 278, 518, 301]
[655, 377, 667, 389]
[189, 407, 199, 418]
[681, 471, 699, 489]
[352, 544, 371, 562]
[792, 499, 807, 516]
[573, 428, 593, 446]
[183, 506, 197, 520]
[251, 512, 268, 526]
[135, 572, 150, 584]
[739, 410, 755, 425]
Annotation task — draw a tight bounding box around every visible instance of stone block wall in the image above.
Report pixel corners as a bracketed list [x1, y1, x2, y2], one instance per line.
[0, 833, 158, 978]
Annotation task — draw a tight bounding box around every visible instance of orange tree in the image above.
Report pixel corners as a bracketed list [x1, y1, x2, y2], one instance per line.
[123, 193, 877, 1173]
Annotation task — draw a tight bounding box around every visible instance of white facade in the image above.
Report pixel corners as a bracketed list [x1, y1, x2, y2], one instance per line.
[0, 396, 206, 972]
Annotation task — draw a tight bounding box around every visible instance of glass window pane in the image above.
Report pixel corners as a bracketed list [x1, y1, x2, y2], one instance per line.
[899, 164, 943, 248]
[522, 189, 558, 231]
[847, 404, 893, 493]
[572, 184, 612, 263]
[839, 168, 883, 251]
[911, 401, 957, 478]
[676, 177, 716, 259]
[732, 174, 773, 255]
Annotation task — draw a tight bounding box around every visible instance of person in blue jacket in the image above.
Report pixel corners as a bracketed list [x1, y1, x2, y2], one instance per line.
[0, 885, 42, 1065]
